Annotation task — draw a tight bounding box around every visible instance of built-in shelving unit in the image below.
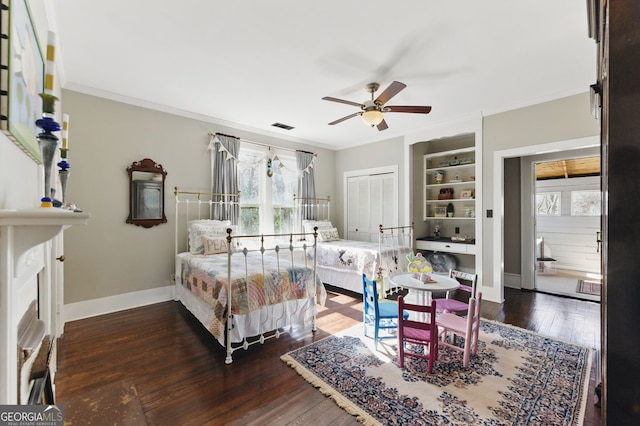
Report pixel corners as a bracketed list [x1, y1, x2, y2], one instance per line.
[416, 135, 479, 271]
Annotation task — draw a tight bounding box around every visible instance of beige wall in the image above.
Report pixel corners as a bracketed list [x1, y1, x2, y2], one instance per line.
[61, 90, 335, 304]
[482, 92, 600, 296]
[333, 136, 405, 233]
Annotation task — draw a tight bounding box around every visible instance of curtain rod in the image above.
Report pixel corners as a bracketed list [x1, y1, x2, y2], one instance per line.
[209, 132, 314, 155]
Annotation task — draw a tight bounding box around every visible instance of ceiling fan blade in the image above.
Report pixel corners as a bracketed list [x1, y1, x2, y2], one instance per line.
[376, 119, 389, 131]
[385, 105, 432, 114]
[322, 96, 363, 108]
[374, 81, 406, 105]
[328, 112, 361, 125]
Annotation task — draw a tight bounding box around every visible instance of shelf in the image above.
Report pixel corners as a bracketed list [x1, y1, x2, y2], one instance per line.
[425, 199, 475, 203]
[425, 163, 475, 173]
[425, 181, 475, 188]
[425, 216, 475, 220]
[424, 146, 475, 159]
[0, 209, 91, 270]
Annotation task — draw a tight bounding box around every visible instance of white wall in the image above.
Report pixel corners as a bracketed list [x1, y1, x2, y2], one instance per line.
[535, 176, 600, 273]
[334, 136, 405, 233]
[484, 93, 600, 301]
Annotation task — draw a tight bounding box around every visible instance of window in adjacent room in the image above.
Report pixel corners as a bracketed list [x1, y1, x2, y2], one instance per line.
[536, 192, 561, 216]
[571, 190, 601, 216]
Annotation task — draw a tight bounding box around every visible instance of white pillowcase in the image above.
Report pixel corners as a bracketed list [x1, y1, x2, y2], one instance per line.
[188, 219, 231, 254]
[318, 227, 340, 241]
[202, 235, 231, 255]
[302, 220, 334, 235]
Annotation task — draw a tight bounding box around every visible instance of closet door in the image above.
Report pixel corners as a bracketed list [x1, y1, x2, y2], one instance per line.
[346, 172, 397, 242]
[346, 176, 371, 241]
[368, 173, 395, 241]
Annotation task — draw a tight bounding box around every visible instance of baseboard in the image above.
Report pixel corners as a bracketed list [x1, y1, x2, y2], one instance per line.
[64, 285, 175, 323]
[504, 272, 521, 289]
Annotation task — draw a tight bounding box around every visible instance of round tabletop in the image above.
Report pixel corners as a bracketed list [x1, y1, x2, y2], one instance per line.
[389, 272, 460, 293]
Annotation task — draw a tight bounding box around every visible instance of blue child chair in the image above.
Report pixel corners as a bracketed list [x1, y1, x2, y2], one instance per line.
[362, 274, 409, 350]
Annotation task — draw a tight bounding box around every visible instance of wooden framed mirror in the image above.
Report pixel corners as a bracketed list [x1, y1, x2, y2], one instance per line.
[126, 158, 167, 228]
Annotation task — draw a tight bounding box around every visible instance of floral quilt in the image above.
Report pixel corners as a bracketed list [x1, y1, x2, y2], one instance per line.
[313, 239, 411, 278]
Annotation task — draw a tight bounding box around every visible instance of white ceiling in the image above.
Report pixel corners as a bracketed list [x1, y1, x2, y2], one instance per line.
[49, 0, 596, 150]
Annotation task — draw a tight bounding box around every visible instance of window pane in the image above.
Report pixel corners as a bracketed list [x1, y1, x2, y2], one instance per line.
[240, 206, 260, 235]
[274, 207, 294, 234]
[238, 152, 261, 205]
[271, 161, 297, 206]
[571, 190, 601, 216]
[536, 192, 560, 215]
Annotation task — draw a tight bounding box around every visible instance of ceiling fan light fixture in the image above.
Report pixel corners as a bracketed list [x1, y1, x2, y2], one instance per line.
[362, 109, 384, 127]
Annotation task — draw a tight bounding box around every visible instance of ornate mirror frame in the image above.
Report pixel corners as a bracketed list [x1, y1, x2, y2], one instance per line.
[126, 158, 167, 228]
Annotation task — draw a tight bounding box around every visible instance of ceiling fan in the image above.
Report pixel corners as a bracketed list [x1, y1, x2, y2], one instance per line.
[322, 81, 432, 131]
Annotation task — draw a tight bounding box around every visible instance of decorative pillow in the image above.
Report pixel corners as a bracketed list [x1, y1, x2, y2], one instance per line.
[302, 220, 334, 235]
[318, 227, 340, 242]
[188, 219, 231, 254]
[202, 235, 231, 255]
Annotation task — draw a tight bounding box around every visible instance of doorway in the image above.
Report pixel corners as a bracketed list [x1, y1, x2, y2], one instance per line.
[533, 157, 602, 301]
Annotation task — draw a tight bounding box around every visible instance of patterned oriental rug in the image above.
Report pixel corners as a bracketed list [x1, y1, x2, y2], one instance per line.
[282, 321, 592, 426]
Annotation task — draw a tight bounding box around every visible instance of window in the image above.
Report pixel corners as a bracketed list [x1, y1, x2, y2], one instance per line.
[237, 147, 297, 234]
[571, 190, 601, 216]
[536, 192, 561, 216]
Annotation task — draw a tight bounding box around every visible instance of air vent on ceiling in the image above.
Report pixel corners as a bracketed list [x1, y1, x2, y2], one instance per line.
[271, 122, 295, 130]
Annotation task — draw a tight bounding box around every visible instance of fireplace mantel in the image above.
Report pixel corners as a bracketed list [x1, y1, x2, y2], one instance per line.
[0, 209, 90, 274]
[0, 208, 90, 404]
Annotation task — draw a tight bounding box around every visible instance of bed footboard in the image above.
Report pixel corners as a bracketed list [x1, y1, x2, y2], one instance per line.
[222, 229, 320, 364]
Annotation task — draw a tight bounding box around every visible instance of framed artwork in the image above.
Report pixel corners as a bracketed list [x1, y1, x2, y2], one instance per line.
[460, 190, 474, 199]
[434, 206, 447, 217]
[0, 0, 44, 162]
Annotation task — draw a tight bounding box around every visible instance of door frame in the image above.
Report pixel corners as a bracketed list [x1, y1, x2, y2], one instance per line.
[492, 136, 600, 301]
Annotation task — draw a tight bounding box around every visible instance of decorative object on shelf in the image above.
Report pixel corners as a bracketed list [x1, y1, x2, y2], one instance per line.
[433, 221, 441, 238]
[460, 190, 474, 199]
[438, 187, 454, 199]
[451, 226, 466, 242]
[1, 0, 45, 162]
[446, 202, 454, 218]
[433, 170, 444, 183]
[434, 206, 447, 218]
[36, 31, 60, 207]
[57, 114, 70, 204]
[36, 106, 60, 207]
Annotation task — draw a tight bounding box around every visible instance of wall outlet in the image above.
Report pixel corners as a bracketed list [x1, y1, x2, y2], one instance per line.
[170, 273, 176, 282]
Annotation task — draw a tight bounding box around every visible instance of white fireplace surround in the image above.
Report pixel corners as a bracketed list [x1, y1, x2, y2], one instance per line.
[0, 209, 90, 404]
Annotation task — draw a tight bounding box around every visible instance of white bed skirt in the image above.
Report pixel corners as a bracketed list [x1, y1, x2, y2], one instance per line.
[175, 282, 316, 346]
[317, 266, 364, 294]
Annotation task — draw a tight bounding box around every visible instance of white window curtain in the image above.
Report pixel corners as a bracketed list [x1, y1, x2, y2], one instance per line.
[296, 150, 316, 220]
[209, 133, 241, 224]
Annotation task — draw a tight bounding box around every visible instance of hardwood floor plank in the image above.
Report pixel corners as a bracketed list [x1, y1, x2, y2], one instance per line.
[55, 288, 601, 425]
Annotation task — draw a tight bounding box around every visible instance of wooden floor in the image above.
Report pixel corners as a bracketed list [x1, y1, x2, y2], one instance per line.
[55, 287, 602, 425]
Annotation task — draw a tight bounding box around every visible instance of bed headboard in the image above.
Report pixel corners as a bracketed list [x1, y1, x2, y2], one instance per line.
[293, 195, 331, 233]
[174, 187, 240, 254]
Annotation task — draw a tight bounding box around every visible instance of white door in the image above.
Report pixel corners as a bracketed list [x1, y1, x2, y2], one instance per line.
[346, 171, 397, 242]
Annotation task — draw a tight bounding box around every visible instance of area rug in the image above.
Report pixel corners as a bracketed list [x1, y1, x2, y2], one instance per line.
[577, 280, 601, 296]
[281, 321, 591, 426]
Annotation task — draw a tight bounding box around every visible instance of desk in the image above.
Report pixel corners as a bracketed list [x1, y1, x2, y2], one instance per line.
[389, 272, 460, 306]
